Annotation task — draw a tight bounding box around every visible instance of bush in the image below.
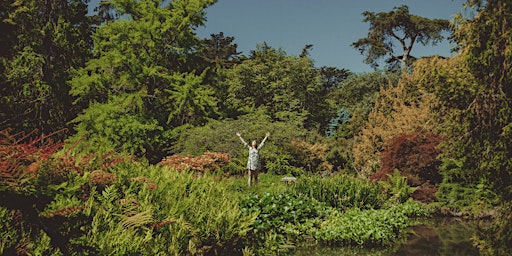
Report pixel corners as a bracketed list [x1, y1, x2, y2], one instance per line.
[266, 154, 304, 176]
[158, 151, 230, 173]
[379, 169, 418, 204]
[292, 173, 384, 210]
[375, 132, 445, 186]
[84, 165, 257, 255]
[0, 128, 257, 256]
[315, 199, 431, 247]
[315, 207, 408, 247]
[239, 192, 326, 254]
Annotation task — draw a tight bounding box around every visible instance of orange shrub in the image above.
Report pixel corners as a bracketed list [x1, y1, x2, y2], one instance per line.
[352, 75, 440, 177]
[159, 151, 229, 172]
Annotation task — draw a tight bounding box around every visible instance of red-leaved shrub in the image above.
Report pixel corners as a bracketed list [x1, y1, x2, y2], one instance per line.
[159, 151, 229, 172]
[370, 131, 445, 202]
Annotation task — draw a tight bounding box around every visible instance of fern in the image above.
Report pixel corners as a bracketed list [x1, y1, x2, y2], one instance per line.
[381, 170, 417, 203]
[121, 209, 153, 229]
[99, 185, 119, 205]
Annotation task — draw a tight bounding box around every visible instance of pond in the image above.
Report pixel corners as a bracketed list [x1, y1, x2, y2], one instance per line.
[294, 217, 481, 256]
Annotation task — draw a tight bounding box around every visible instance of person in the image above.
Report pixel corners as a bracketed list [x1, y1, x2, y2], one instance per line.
[236, 131, 270, 186]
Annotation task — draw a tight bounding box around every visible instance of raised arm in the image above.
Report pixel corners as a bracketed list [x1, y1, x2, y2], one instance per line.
[236, 132, 249, 148]
[258, 132, 270, 150]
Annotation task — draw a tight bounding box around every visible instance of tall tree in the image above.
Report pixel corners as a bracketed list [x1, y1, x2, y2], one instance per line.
[198, 32, 241, 117]
[226, 43, 331, 130]
[318, 66, 351, 92]
[443, 0, 512, 200]
[352, 5, 452, 70]
[0, 0, 96, 135]
[69, 0, 216, 162]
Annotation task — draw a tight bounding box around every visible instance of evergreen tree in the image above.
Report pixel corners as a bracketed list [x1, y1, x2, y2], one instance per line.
[0, 0, 96, 135]
[69, 0, 216, 162]
[226, 43, 332, 130]
[442, 0, 512, 200]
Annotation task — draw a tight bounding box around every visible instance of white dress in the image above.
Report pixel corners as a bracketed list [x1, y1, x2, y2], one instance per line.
[241, 140, 265, 170]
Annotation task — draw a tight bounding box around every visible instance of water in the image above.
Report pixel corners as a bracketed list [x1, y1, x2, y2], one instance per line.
[386, 218, 480, 256]
[294, 218, 481, 256]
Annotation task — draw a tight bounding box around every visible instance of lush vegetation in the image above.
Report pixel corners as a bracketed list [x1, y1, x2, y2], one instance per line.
[1, 0, 511, 255]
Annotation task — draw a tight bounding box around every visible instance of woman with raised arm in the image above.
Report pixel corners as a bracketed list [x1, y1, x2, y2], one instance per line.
[236, 132, 270, 186]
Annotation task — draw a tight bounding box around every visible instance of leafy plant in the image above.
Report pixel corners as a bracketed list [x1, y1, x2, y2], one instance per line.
[239, 192, 326, 254]
[352, 74, 440, 177]
[375, 132, 445, 186]
[379, 169, 417, 204]
[159, 151, 229, 173]
[292, 173, 384, 210]
[326, 108, 351, 138]
[315, 207, 409, 247]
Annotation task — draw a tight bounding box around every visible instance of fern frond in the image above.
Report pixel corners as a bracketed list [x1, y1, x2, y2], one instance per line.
[121, 209, 153, 229]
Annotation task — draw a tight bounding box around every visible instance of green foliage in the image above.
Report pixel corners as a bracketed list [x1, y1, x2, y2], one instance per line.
[314, 200, 429, 247]
[436, 158, 499, 212]
[83, 164, 257, 255]
[68, 0, 217, 162]
[391, 199, 433, 218]
[325, 108, 351, 138]
[0, 207, 16, 254]
[447, 0, 512, 200]
[325, 71, 398, 172]
[226, 43, 332, 130]
[239, 192, 326, 254]
[292, 173, 384, 210]
[379, 170, 418, 204]
[315, 207, 408, 247]
[473, 202, 512, 256]
[172, 109, 310, 172]
[330, 71, 397, 119]
[69, 98, 164, 159]
[265, 154, 304, 176]
[0, 0, 94, 135]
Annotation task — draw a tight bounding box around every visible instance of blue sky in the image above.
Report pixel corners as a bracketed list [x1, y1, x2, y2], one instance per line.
[197, 0, 467, 73]
[89, 0, 467, 73]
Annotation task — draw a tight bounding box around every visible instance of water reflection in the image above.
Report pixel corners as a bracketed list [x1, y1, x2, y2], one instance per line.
[294, 218, 481, 256]
[386, 218, 480, 256]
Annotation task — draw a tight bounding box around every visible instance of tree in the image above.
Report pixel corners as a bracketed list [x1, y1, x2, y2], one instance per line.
[352, 74, 440, 176]
[69, 0, 216, 162]
[198, 32, 241, 117]
[352, 5, 452, 70]
[0, 0, 96, 135]
[432, 0, 512, 202]
[200, 32, 241, 70]
[226, 43, 331, 130]
[318, 66, 351, 92]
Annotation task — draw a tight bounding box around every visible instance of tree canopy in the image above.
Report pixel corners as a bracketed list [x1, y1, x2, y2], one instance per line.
[352, 5, 452, 70]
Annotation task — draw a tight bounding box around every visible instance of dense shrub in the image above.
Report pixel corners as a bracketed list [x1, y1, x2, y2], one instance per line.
[315, 199, 431, 247]
[352, 76, 440, 177]
[315, 207, 407, 247]
[379, 170, 417, 204]
[285, 139, 332, 173]
[80, 166, 256, 255]
[292, 173, 384, 210]
[159, 151, 230, 173]
[369, 131, 445, 203]
[0, 128, 256, 255]
[474, 202, 512, 255]
[239, 192, 326, 254]
[375, 132, 445, 186]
